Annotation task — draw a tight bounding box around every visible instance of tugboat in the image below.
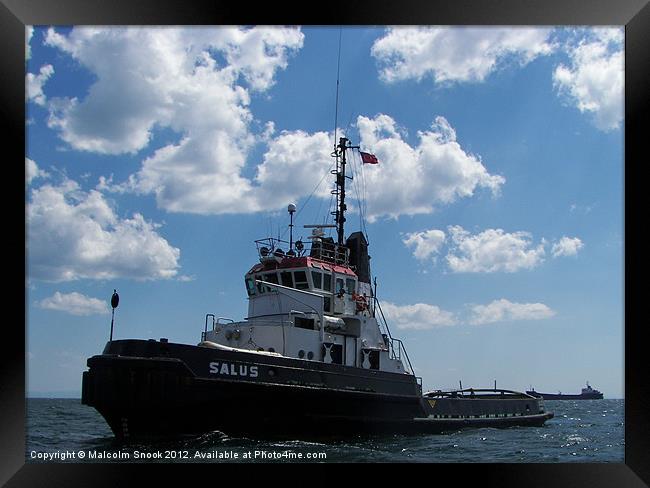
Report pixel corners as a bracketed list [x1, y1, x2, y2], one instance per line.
[81, 137, 553, 440]
[526, 382, 604, 400]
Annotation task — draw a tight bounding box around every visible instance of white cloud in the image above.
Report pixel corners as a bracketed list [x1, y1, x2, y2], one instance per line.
[446, 225, 546, 273]
[553, 28, 624, 132]
[381, 301, 457, 329]
[251, 114, 504, 221]
[98, 128, 335, 215]
[100, 114, 503, 221]
[404, 226, 584, 271]
[402, 229, 446, 261]
[27, 178, 181, 282]
[26, 157, 50, 185]
[380, 298, 554, 329]
[41, 27, 504, 221]
[253, 130, 335, 208]
[357, 114, 505, 221]
[42, 27, 302, 154]
[26, 26, 34, 59]
[132, 128, 335, 215]
[468, 298, 555, 325]
[371, 27, 554, 84]
[37, 291, 109, 316]
[371, 27, 623, 132]
[42, 26, 304, 215]
[569, 203, 594, 214]
[177, 275, 196, 282]
[220, 27, 306, 92]
[551, 236, 584, 257]
[26, 64, 54, 106]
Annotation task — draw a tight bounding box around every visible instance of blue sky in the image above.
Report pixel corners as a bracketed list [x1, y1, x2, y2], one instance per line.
[26, 26, 624, 398]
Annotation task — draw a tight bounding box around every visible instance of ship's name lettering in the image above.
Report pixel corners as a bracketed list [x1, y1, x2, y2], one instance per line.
[209, 362, 259, 377]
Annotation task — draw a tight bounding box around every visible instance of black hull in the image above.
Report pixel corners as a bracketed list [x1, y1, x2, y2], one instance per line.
[526, 391, 603, 400]
[82, 340, 553, 440]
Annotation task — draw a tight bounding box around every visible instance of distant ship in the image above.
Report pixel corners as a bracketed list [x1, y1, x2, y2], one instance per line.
[526, 382, 603, 400]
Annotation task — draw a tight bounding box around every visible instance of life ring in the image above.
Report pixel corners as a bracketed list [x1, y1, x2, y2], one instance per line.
[352, 293, 368, 312]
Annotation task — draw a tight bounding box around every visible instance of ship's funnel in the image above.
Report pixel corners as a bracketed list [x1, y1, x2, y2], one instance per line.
[346, 231, 370, 283]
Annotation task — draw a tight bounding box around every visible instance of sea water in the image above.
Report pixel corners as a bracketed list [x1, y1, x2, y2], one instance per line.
[25, 398, 624, 463]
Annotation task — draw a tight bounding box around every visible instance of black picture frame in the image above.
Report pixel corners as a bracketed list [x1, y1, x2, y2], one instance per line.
[4, 0, 647, 485]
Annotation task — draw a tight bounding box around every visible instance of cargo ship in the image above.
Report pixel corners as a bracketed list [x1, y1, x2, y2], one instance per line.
[526, 382, 604, 400]
[81, 135, 553, 440]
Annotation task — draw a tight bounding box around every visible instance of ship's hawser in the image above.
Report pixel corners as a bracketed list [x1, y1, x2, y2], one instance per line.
[82, 137, 553, 439]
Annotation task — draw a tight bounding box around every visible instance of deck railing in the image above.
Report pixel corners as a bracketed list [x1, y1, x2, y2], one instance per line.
[388, 337, 415, 376]
[424, 388, 538, 399]
[255, 237, 349, 266]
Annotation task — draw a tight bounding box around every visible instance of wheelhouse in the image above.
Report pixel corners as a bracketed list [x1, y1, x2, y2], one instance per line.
[245, 255, 359, 315]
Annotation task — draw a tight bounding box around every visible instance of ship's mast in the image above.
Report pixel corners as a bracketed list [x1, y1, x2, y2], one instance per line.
[332, 137, 358, 245]
[335, 137, 347, 245]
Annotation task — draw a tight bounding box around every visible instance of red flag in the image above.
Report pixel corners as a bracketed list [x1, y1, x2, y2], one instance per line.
[360, 151, 379, 164]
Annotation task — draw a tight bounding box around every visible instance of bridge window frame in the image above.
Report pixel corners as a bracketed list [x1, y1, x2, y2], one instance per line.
[294, 270, 309, 290]
[311, 270, 322, 290]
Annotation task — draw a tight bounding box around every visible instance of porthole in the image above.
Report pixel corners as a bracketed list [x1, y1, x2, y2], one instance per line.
[307, 351, 314, 360]
[298, 350, 305, 358]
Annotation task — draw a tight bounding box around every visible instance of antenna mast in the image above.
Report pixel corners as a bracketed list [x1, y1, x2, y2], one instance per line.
[329, 30, 358, 245]
[333, 28, 342, 152]
[336, 138, 347, 245]
[333, 137, 358, 245]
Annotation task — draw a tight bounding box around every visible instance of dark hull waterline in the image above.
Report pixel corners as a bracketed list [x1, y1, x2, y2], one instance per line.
[82, 340, 553, 440]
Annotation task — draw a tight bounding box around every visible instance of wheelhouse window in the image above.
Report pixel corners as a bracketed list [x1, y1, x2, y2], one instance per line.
[255, 273, 278, 293]
[255, 274, 264, 293]
[323, 272, 332, 292]
[280, 271, 293, 288]
[336, 278, 345, 295]
[245, 277, 256, 296]
[294, 270, 309, 290]
[311, 271, 322, 290]
[346, 278, 356, 295]
[263, 272, 279, 284]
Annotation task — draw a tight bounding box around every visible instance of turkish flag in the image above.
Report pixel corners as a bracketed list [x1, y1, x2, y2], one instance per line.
[360, 151, 379, 164]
